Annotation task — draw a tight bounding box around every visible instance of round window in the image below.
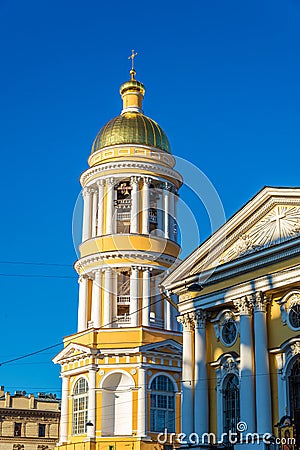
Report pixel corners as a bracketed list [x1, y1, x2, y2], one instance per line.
[288, 304, 300, 330]
[221, 320, 237, 346]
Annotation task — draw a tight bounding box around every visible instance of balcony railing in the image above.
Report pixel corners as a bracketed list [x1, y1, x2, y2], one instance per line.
[117, 295, 130, 304]
[115, 315, 131, 324]
[117, 212, 131, 221]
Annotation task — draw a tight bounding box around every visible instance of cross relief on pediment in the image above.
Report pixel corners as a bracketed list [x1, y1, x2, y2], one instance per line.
[223, 205, 300, 263]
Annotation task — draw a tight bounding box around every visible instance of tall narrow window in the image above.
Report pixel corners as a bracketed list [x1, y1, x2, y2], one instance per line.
[72, 378, 89, 435]
[289, 357, 300, 447]
[150, 375, 175, 432]
[223, 374, 240, 435]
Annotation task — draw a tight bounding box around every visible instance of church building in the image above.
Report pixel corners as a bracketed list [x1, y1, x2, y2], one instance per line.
[53, 61, 183, 450]
[162, 186, 300, 448]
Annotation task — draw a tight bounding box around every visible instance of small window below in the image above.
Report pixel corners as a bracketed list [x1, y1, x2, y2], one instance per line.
[38, 423, 46, 437]
[14, 422, 22, 437]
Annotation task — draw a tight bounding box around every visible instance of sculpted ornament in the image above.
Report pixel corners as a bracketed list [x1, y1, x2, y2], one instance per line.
[233, 296, 253, 315]
[291, 342, 300, 356]
[177, 313, 194, 331]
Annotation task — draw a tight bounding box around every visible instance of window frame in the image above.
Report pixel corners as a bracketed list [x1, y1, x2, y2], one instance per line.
[72, 378, 89, 435]
[150, 375, 176, 433]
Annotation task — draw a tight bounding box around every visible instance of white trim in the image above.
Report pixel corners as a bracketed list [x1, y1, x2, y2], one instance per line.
[99, 369, 135, 390]
[81, 160, 182, 188]
[164, 187, 300, 287]
[70, 374, 89, 394]
[178, 264, 300, 315]
[147, 372, 178, 392]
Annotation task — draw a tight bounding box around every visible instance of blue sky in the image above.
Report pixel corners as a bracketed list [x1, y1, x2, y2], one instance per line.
[0, 0, 299, 395]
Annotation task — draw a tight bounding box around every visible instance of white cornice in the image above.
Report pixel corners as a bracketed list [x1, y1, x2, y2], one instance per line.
[80, 160, 183, 187]
[163, 187, 300, 288]
[178, 263, 300, 315]
[74, 250, 180, 272]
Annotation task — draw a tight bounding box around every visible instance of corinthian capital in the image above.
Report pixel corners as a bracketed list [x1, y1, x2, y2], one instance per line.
[253, 291, 270, 313]
[82, 186, 92, 197]
[190, 309, 211, 329]
[233, 296, 253, 316]
[177, 313, 194, 331]
[130, 176, 140, 185]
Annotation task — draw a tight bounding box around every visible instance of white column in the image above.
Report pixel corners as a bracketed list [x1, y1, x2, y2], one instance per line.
[142, 177, 151, 234]
[77, 275, 89, 332]
[142, 268, 151, 327]
[97, 180, 105, 236]
[103, 268, 112, 327]
[177, 314, 194, 436]
[112, 270, 118, 324]
[91, 270, 101, 328]
[82, 187, 92, 242]
[87, 368, 97, 439]
[91, 188, 98, 238]
[254, 292, 272, 435]
[59, 376, 69, 443]
[137, 367, 147, 436]
[234, 297, 256, 434]
[130, 266, 139, 327]
[164, 299, 171, 330]
[157, 188, 164, 237]
[173, 192, 178, 243]
[164, 184, 170, 239]
[130, 177, 140, 234]
[105, 178, 114, 235]
[193, 310, 209, 436]
[169, 188, 175, 241]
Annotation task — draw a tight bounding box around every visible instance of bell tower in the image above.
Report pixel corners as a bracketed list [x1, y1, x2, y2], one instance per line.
[53, 63, 183, 450]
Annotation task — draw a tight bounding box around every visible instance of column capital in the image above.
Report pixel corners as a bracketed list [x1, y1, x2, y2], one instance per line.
[97, 179, 105, 187]
[233, 296, 253, 315]
[177, 313, 194, 331]
[253, 291, 270, 313]
[191, 309, 211, 329]
[143, 176, 152, 185]
[78, 274, 89, 283]
[106, 177, 115, 186]
[142, 267, 152, 272]
[131, 176, 140, 185]
[82, 186, 93, 197]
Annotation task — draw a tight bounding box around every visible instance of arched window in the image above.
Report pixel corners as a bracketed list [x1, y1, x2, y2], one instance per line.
[223, 374, 240, 435]
[289, 358, 300, 446]
[72, 378, 89, 435]
[150, 375, 175, 432]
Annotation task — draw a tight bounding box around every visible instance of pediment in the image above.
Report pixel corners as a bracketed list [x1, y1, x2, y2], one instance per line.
[139, 339, 182, 356]
[52, 343, 97, 364]
[164, 187, 300, 287]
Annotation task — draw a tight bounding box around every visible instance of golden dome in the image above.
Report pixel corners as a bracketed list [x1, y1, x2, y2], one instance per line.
[92, 112, 171, 154]
[91, 70, 171, 154]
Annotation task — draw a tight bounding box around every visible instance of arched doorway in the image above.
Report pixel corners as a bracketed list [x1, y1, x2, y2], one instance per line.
[289, 357, 300, 447]
[101, 371, 134, 436]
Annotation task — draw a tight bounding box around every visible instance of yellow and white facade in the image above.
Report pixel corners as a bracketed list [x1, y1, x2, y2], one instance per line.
[162, 187, 300, 448]
[53, 68, 183, 450]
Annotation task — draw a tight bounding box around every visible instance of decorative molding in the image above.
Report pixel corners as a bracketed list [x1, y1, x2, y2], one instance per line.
[190, 309, 210, 329]
[277, 290, 300, 327]
[81, 160, 183, 188]
[74, 251, 179, 273]
[233, 296, 253, 315]
[164, 189, 300, 287]
[177, 313, 194, 331]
